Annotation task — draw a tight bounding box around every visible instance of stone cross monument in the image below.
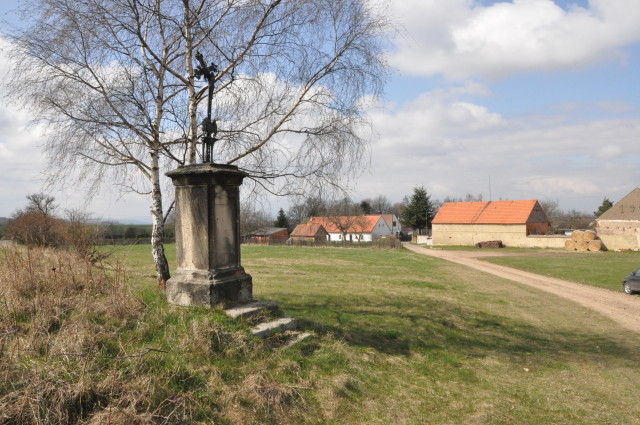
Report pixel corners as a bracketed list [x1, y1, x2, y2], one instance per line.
[164, 53, 252, 307]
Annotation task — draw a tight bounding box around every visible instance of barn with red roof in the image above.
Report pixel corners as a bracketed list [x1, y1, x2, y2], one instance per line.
[431, 200, 562, 247]
[290, 222, 329, 244]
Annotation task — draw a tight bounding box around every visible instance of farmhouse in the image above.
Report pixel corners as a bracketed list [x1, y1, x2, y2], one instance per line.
[309, 214, 391, 242]
[432, 200, 566, 248]
[375, 214, 403, 237]
[243, 227, 288, 244]
[595, 188, 640, 251]
[290, 222, 329, 244]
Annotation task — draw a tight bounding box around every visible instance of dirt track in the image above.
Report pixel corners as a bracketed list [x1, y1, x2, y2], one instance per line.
[403, 243, 640, 334]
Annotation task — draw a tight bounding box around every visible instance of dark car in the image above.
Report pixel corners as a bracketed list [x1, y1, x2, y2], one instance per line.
[622, 267, 640, 294]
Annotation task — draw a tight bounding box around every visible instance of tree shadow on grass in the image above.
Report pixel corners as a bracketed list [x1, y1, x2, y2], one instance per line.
[279, 294, 633, 363]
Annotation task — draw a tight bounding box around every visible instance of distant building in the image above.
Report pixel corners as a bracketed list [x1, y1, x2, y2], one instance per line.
[290, 223, 329, 244]
[243, 227, 288, 244]
[431, 200, 566, 248]
[370, 214, 403, 237]
[596, 188, 640, 251]
[308, 214, 392, 242]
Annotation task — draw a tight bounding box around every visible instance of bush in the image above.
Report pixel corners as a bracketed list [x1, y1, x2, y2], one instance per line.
[63, 209, 103, 258]
[5, 195, 102, 258]
[372, 235, 403, 250]
[5, 210, 66, 247]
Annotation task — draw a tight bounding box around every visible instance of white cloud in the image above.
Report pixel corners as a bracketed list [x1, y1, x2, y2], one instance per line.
[388, 0, 640, 80]
[514, 176, 600, 196]
[596, 144, 623, 160]
[358, 88, 640, 211]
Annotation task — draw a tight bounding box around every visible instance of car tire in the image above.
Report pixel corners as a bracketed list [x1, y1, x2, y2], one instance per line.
[623, 282, 634, 295]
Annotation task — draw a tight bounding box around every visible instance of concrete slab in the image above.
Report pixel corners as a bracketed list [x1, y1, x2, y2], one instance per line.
[224, 300, 278, 319]
[280, 332, 313, 349]
[251, 317, 297, 338]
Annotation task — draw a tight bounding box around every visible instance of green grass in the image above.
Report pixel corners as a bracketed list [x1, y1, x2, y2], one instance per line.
[242, 245, 640, 424]
[479, 249, 640, 291]
[3, 244, 640, 424]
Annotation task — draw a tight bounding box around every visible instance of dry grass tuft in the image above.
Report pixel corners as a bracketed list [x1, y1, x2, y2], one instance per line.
[0, 246, 147, 424]
[0, 246, 314, 425]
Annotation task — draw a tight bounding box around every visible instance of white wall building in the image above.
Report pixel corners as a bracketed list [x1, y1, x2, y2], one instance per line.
[309, 215, 392, 242]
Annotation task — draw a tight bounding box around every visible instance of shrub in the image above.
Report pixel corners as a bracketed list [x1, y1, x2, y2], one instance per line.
[373, 235, 403, 250]
[5, 194, 102, 258]
[5, 210, 66, 247]
[62, 209, 103, 258]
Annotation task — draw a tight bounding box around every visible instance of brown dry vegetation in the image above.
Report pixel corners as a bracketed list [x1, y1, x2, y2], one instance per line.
[0, 247, 147, 423]
[0, 246, 320, 424]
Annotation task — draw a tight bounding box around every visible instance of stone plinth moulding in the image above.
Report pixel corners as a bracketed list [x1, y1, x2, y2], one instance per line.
[165, 163, 252, 306]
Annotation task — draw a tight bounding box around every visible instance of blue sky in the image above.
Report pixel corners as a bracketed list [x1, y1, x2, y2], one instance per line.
[1, 0, 640, 222]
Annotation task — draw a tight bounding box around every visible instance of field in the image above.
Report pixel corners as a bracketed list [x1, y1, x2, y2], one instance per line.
[479, 249, 640, 291]
[2, 244, 640, 424]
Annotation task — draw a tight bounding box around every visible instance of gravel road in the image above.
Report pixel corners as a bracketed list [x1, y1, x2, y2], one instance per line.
[403, 243, 640, 334]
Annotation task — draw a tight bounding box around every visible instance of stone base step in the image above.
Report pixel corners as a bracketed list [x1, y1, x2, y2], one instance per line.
[281, 331, 313, 349]
[224, 300, 278, 320]
[251, 317, 297, 338]
[263, 330, 314, 350]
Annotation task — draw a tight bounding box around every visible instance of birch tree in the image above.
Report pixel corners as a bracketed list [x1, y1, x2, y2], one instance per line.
[4, 0, 389, 284]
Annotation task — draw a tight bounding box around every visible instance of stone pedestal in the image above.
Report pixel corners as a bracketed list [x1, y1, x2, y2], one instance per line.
[165, 163, 252, 306]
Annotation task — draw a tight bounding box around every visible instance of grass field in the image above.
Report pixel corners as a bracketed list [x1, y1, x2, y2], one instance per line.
[479, 249, 640, 292]
[2, 244, 640, 424]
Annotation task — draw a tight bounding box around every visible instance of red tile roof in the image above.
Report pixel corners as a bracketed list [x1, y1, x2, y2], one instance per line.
[291, 223, 326, 237]
[309, 215, 382, 233]
[433, 200, 546, 224]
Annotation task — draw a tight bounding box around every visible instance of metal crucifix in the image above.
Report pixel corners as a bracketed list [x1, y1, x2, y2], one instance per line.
[194, 51, 218, 163]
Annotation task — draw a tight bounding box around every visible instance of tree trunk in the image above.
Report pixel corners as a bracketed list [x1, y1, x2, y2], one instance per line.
[150, 151, 171, 288]
[183, 1, 198, 165]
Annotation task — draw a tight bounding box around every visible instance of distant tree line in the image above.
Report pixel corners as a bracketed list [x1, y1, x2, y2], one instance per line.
[539, 199, 605, 231]
[3, 194, 176, 253]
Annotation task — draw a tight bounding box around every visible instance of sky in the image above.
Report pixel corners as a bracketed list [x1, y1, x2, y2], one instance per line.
[1, 0, 639, 223]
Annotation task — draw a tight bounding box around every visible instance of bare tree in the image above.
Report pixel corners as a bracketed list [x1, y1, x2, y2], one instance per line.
[443, 193, 484, 203]
[286, 202, 309, 228]
[287, 196, 329, 226]
[391, 198, 408, 219]
[369, 194, 391, 214]
[25, 193, 57, 216]
[4, 0, 390, 284]
[239, 202, 272, 237]
[539, 199, 562, 225]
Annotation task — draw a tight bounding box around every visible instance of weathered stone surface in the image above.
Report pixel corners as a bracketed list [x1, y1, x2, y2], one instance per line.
[224, 300, 279, 319]
[280, 332, 313, 349]
[251, 317, 297, 338]
[166, 271, 252, 307]
[165, 163, 253, 307]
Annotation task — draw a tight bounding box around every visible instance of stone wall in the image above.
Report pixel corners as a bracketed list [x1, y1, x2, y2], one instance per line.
[432, 223, 568, 248]
[595, 220, 640, 251]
